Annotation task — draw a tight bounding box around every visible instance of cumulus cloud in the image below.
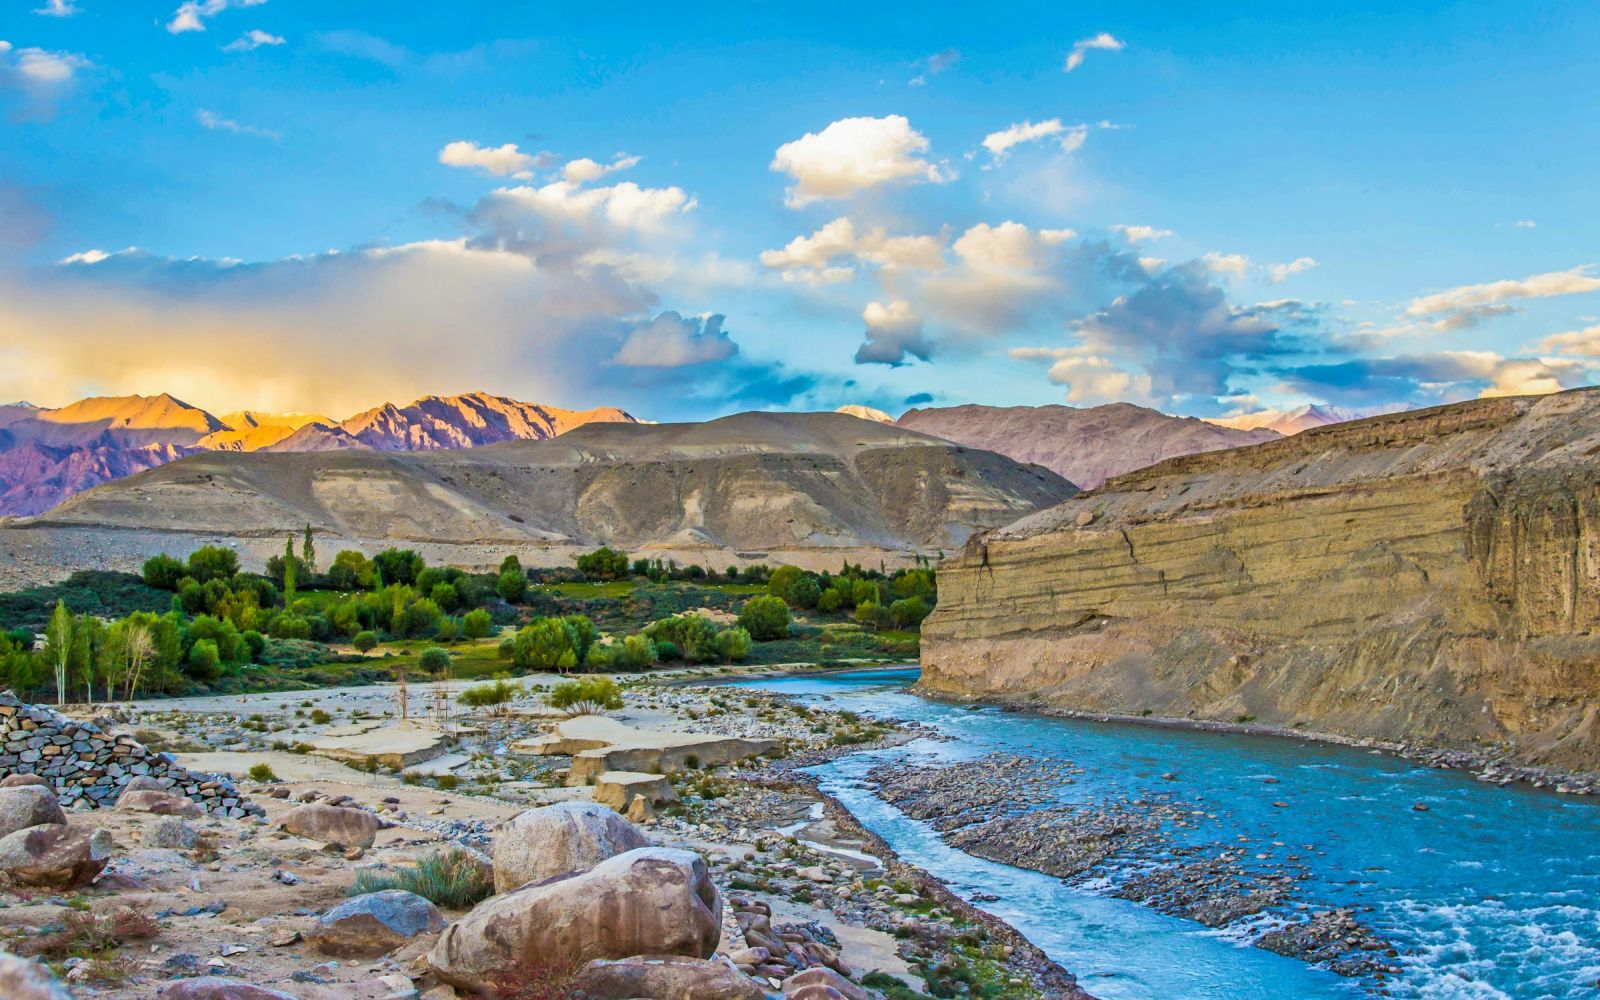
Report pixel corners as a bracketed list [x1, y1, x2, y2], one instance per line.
[1267, 256, 1317, 282]
[562, 154, 641, 184]
[770, 115, 947, 207]
[856, 300, 932, 366]
[920, 222, 1079, 335]
[1536, 324, 1600, 357]
[981, 119, 1087, 163]
[224, 29, 284, 52]
[439, 140, 541, 179]
[1279, 351, 1587, 404]
[1203, 252, 1250, 279]
[1010, 347, 1152, 404]
[1064, 32, 1124, 72]
[1111, 224, 1172, 244]
[471, 180, 696, 253]
[1404, 266, 1600, 330]
[1513, 219, 1537, 229]
[909, 48, 960, 86]
[759, 217, 944, 285]
[167, 0, 267, 34]
[612, 311, 737, 367]
[34, 0, 79, 16]
[197, 108, 280, 139]
[0, 41, 91, 118]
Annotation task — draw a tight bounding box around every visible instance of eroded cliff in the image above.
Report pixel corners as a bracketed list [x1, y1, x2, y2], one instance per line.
[920, 389, 1600, 772]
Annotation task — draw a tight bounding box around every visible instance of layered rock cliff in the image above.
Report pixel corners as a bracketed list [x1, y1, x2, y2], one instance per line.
[920, 388, 1600, 772]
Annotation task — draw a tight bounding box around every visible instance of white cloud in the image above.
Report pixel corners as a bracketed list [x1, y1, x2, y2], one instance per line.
[953, 221, 1072, 272]
[1406, 266, 1600, 318]
[612, 311, 737, 367]
[1536, 324, 1600, 357]
[1064, 32, 1125, 72]
[770, 115, 946, 207]
[476, 179, 696, 241]
[34, 0, 79, 16]
[919, 222, 1076, 335]
[4, 44, 90, 84]
[1203, 252, 1250, 279]
[759, 217, 944, 285]
[1010, 347, 1151, 404]
[167, 0, 268, 34]
[1513, 219, 1537, 229]
[980, 118, 1087, 163]
[438, 140, 538, 179]
[197, 108, 280, 139]
[60, 249, 114, 265]
[223, 29, 284, 52]
[1111, 224, 1172, 244]
[562, 154, 641, 184]
[857, 299, 931, 366]
[1267, 256, 1317, 282]
[1138, 256, 1167, 273]
[909, 48, 960, 86]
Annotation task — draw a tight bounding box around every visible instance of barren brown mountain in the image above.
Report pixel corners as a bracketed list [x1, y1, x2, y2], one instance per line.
[896, 402, 1279, 490]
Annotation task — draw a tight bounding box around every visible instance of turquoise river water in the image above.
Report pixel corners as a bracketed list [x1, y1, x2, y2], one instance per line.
[728, 668, 1600, 1000]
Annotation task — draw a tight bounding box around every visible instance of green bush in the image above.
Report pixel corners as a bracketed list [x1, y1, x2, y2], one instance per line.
[548, 676, 623, 716]
[575, 546, 630, 580]
[713, 626, 752, 663]
[310, 708, 332, 724]
[511, 618, 578, 672]
[141, 554, 187, 590]
[246, 762, 279, 783]
[738, 596, 791, 641]
[459, 679, 522, 712]
[350, 848, 492, 909]
[462, 608, 493, 639]
[419, 647, 452, 674]
[496, 567, 528, 604]
[352, 630, 378, 653]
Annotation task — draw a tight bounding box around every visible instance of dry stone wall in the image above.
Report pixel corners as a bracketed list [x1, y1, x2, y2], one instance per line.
[0, 692, 262, 818]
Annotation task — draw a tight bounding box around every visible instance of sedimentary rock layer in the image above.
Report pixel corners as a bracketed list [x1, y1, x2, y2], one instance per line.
[920, 389, 1600, 772]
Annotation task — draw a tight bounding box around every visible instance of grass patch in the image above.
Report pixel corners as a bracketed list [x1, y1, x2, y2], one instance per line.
[351, 848, 492, 909]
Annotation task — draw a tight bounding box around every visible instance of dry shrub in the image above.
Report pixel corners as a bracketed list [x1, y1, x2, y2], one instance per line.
[21, 905, 159, 959]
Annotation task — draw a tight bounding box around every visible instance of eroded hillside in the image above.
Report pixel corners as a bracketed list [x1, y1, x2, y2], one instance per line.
[921, 389, 1600, 772]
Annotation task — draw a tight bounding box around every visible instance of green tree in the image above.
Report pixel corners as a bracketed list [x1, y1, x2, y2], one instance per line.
[329, 550, 374, 590]
[462, 608, 493, 640]
[766, 565, 806, 603]
[498, 554, 522, 575]
[890, 595, 931, 629]
[618, 633, 658, 670]
[738, 595, 791, 641]
[497, 567, 527, 604]
[187, 639, 221, 682]
[788, 575, 822, 609]
[186, 545, 240, 583]
[352, 630, 378, 653]
[418, 647, 452, 674]
[574, 546, 630, 581]
[430, 582, 459, 612]
[281, 534, 298, 606]
[817, 587, 844, 613]
[45, 600, 72, 706]
[141, 553, 187, 590]
[373, 549, 424, 587]
[302, 523, 317, 575]
[564, 615, 597, 663]
[854, 600, 888, 631]
[712, 626, 753, 663]
[512, 618, 578, 672]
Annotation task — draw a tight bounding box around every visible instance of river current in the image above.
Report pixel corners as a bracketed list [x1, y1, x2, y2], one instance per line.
[728, 668, 1600, 1000]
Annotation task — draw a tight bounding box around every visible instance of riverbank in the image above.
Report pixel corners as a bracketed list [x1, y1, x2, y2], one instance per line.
[912, 684, 1600, 797]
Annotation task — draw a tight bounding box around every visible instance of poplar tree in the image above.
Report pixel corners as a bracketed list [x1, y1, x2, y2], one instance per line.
[46, 600, 72, 706]
[283, 533, 298, 606]
[302, 523, 316, 575]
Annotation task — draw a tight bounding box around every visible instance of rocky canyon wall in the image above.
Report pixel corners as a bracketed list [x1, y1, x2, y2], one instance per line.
[920, 389, 1600, 772]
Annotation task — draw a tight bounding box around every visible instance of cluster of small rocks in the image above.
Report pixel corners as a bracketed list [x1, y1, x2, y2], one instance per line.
[1407, 744, 1600, 795]
[0, 693, 262, 819]
[868, 753, 1080, 831]
[1257, 908, 1404, 979]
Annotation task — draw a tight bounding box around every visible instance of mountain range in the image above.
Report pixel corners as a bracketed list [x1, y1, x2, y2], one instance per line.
[0, 392, 638, 517]
[1203, 402, 1412, 436]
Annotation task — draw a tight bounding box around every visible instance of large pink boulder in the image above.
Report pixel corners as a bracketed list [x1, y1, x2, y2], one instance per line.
[116, 789, 203, 818]
[278, 803, 382, 848]
[160, 977, 299, 1000]
[0, 786, 66, 839]
[427, 847, 722, 993]
[0, 823, 112, 889]
[0, 951, 72, 1000]
[571, 955, 766, 999]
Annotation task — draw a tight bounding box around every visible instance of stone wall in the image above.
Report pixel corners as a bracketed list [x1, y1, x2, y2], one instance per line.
[921, 389, 1600, 773]
[0, 692, 262, 818]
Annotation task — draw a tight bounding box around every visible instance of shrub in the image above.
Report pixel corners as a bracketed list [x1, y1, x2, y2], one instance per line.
[141, 554, 187, 590]
[247, 762, 279, 783]
[352, 630, 379, 653]
[738, 595, 791, 641]
[889, 595, 931, 629]
[619, 633, 658, 669]
[351, 848, 492, 909]
[496, 567, 528, 604]
[459, 679, 522, 713]
[511, 618, 578, 672]
[574, 546, 630, 581]
[462, 608, 493, 639]
[310, 708, 332, 724]
[185, 546, 239, 584]
[419, 647, 452, 674]
[497, 636, 515, 660]
[548, 677, 623, 716]
[18, 905, 159, 960]
[713, 626, 752, 663]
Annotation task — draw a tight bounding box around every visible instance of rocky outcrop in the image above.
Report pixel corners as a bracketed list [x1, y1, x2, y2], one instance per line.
[571, 955, 767, 999]
[427, 846, 723, 993]
[921, 389, 1600, 772]
[278, 803, 383, 848]
[0, 785, 66, 837]
[305, 889, 445, 958]
[0, 694, 262, 818]
[491, 801, 649, 892]
[0, 823, 113, 888]
[159, 978, 300, 1000]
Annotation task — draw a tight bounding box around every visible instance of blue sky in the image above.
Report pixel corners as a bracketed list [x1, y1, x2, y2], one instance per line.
[2, 0, 1597, 421]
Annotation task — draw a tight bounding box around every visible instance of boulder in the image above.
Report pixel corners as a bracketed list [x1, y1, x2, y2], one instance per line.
[278, 803, 382, 848]
[571, 955, 766, 999]
[0, 786, 66, 838]
[491, 801, 648, 892]
[0, 774, 50, 790]
[144, 816, 200, 850]
[0, 951, 73, 1000]
[116, 789, 203, 818]
[122, 775, 168, 794]
[306, 889, 446, 958]
[428, 847, 722, 993]
[783, 968, 874, 1000]
[0, 823, 112, 888]
[159, 978, 300, 1000]
[591, 771, 678, 812]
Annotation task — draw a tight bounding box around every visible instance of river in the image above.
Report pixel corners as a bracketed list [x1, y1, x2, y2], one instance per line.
[728, 668, 1600, 1000]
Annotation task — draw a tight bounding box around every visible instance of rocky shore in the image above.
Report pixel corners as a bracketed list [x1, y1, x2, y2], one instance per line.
[864, 753, 1407, 987]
